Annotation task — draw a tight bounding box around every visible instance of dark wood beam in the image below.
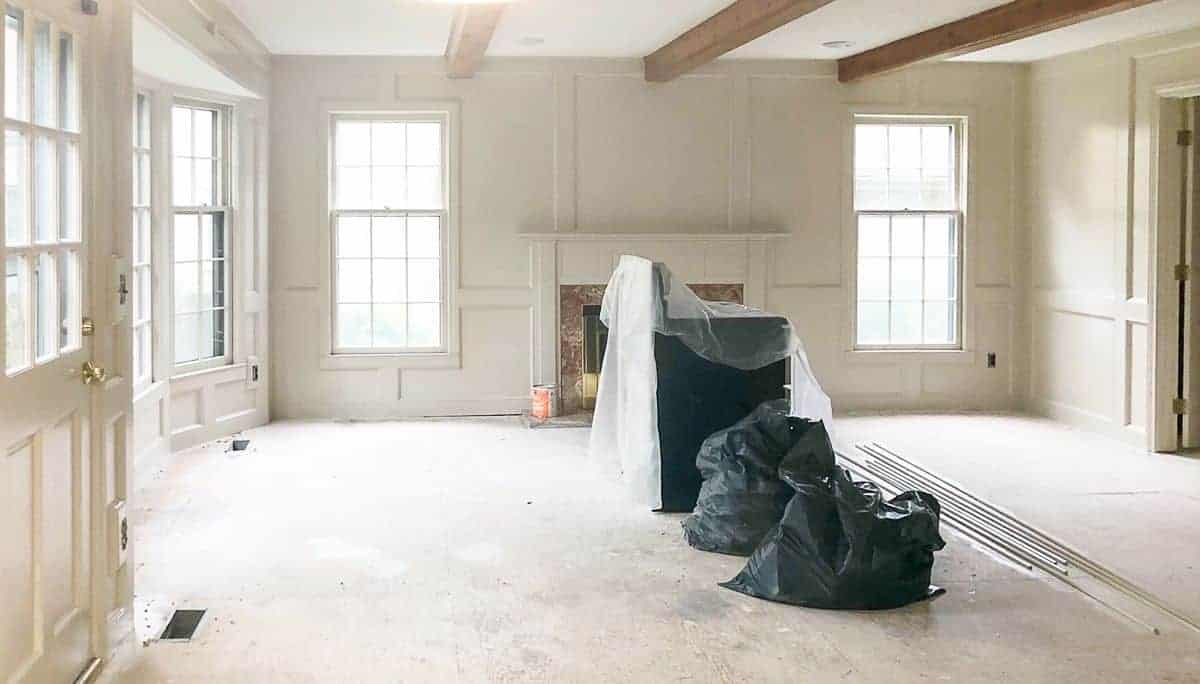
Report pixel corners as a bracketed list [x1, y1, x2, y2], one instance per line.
[838, 0, 1165, 83]
[644, 0, 838, 82]
[445, 5, 505, 79]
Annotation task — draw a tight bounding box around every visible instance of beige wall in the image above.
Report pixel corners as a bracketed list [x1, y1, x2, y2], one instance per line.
[270, 57, 1026, 419]
[1025, 28, 1200, 448]
[133, 0, 272, 463]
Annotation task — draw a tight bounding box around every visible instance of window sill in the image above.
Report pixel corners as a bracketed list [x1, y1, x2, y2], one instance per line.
[171, 361, 244, 382]
[133, 379, 168, 403]
[320, 352, 461, 371]
[844, 348, 976, 365]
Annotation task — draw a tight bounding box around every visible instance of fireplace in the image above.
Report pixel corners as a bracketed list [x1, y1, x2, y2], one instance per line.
[559, 283, 745, 415]
[581, 305, 607, 409]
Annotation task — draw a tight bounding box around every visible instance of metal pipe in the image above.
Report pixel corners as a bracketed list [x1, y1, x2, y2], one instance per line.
[842, 452, 1162, 634]
[848, 454, 1070, 573]
[841, 460, 1035, 572]
[852, 442, 1200, 635]
[862, 443, 1150, 576]
[858, 446, 1072, 567]
[841, 453, 1045, 571]
[862, 445, 1155, 586]
[862, 444, 1188, 607]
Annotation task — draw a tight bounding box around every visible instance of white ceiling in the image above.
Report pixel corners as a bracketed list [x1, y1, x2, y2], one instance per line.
[957, 0, 1200, 62]
[134, 12, 260, 98]
[224, 0, 1200, 63]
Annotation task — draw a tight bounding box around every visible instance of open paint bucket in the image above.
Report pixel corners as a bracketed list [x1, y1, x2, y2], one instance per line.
[531, 384, 558, 420]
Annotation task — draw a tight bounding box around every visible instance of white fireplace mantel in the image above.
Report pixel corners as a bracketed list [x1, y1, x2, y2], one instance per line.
[518, 232, 790, 242]
[524, 231, 784, 387]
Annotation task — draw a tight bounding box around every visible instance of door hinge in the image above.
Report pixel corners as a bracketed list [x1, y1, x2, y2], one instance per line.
[1176, 264, 1191, 281]
[1174, 397, 1189, 415]
[1180, 129, 1194, 147]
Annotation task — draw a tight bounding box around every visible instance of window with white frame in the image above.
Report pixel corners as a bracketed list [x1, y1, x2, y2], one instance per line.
[171, 102, 228, 369]
[4, 7, 82, 375]
[132, 92, 152, 384]
[853, 116, 963, 349]
[330, 114, 447, 353]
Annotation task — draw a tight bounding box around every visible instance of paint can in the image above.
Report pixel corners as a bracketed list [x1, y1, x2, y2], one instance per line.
[531, 384, 558, 420]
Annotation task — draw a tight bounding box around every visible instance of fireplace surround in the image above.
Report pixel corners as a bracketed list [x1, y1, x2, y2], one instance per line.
[558, 283, 744, 415]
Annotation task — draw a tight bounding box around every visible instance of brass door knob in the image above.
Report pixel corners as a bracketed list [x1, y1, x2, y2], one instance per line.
[81, 361, 108, 386]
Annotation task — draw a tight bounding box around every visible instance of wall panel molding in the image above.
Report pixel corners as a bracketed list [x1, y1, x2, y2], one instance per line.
[272, 57, 1025, 419]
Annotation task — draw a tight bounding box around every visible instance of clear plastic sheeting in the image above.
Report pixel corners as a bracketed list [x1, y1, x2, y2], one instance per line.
[589, 255, 833, 508]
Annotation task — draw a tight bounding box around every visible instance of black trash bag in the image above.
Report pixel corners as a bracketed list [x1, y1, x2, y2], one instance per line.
[682, 401, 830, 556]
[720, 435, 946, 610]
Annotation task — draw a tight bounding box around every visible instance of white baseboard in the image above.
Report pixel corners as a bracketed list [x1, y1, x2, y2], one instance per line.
[1030, 398, 1148, 448]
[272, 398, 529, 421]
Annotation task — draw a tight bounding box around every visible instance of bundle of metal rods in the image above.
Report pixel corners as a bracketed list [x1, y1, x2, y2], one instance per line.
[840, 442, 1200, 636]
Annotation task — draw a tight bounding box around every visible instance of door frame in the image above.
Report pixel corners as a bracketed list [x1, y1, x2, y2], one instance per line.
[1151, 81, 1200, 452]
[85, 0, 135, 673]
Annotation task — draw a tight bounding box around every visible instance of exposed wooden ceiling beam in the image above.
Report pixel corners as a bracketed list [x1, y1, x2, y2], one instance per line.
[445, 5, 506, 79]
[644, 0, 839, 83]
[838, 0, 1165, 83]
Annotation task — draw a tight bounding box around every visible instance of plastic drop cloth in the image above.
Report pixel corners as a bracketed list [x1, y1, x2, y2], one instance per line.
[588, 255, 833, 509]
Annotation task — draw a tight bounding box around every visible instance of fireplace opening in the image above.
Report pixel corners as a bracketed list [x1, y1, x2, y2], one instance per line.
[582, 305, 608, 410]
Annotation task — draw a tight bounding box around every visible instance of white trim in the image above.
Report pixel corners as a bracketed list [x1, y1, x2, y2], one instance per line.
[317, 98, 462, 370]
[329, 113, 449, 355]
[1150, 82, 1200, 451]
[168, 99, 233, 376]
[517, 232, 790, 241]
[131, 90, 155, 392]
[844, 106, 975, 356]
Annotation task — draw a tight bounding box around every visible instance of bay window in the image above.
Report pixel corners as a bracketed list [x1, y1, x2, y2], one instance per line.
[171, 102, 228, 369]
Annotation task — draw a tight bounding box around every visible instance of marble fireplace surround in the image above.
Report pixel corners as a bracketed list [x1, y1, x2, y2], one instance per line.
[558, 283, 745, 415]
[521, 232, 786, 415]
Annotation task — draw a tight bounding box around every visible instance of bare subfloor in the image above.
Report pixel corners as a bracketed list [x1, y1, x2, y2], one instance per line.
[836, 413, 1200, 622]
[113, 417, 1199, 683]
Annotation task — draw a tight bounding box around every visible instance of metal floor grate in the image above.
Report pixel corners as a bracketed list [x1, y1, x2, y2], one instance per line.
[841, 442, 1200, 636]
[160, 609, 207, 641]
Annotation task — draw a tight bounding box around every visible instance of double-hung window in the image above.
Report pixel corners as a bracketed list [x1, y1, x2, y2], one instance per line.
[4, 8, 82, 374]
[330, 113, 447, 354]
[853, 116, 964, 349]
[132, 92, 152, 384]
[171, 102, 229, 370]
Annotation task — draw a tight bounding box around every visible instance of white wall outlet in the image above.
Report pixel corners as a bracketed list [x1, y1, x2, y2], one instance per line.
[246, 355, 261, 389]
[108, 500, 129, 572]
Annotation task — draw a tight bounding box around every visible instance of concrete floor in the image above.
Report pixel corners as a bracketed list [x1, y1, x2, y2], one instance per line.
[111, 416, 1200, 683]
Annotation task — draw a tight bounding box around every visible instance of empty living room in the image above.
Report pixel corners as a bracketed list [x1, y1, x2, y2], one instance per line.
[3, 0, 1200, 682]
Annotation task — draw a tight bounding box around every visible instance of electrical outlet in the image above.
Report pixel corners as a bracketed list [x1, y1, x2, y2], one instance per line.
[246, 355, 261, 388]
[108, 500, 128, 572]
[986, 352, 997, 369]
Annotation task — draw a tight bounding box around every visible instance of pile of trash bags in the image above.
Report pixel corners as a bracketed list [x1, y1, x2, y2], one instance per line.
[682, 401, 831, 556]
[683, 401, 946, 610]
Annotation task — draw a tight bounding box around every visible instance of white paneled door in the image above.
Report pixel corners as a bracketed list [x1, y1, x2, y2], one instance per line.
[2, 1, 98, 681]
